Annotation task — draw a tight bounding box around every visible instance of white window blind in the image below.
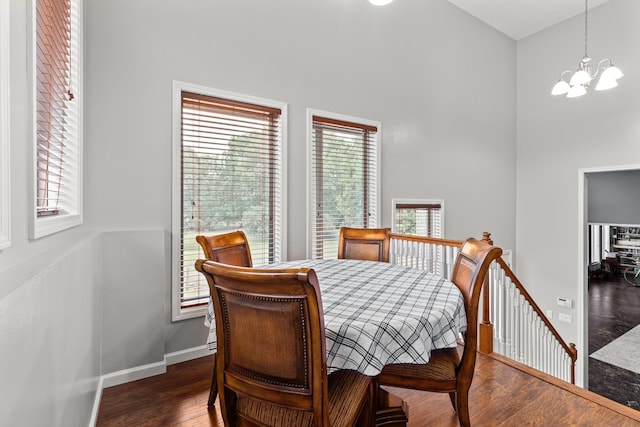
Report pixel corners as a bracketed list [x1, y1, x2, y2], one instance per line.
[31, 0, 82, 239]
[310, 113, 379, 259]
[35, 0, 74, 216]
[177, 90, 283, 313]
[394, 202, 443, 238]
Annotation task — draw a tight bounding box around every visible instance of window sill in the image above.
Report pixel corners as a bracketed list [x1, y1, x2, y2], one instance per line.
[172, 304, 207, 322]
[30, 213, 82, 239]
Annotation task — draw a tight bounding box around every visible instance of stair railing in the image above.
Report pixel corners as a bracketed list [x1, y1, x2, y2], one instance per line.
[489, 256, 578, 383]
[388, 231, 578, 384]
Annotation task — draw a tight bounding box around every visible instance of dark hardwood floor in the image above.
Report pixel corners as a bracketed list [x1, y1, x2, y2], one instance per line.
[97, 352, 640, 426]
[589, 271, 640, 410]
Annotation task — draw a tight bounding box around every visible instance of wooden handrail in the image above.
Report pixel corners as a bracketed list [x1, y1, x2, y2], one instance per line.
[389, 233, 463, 248]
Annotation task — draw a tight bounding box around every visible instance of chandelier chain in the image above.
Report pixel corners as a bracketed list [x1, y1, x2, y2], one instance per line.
[584, 0, 588, 58]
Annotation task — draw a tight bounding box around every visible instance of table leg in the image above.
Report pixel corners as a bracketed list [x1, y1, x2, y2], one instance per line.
[374, 381, 408, 427]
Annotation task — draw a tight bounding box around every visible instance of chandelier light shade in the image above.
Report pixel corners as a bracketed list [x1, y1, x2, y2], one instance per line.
[551, 0, 623, 98]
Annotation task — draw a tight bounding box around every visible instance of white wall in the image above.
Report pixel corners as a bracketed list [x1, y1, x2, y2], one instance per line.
[85, 0, 517, 351]
[516, 0, 640, 385]
[588, 170, 640, 225]
[85, 0, 516, 247]
[101, 230, 167, 373]
[0, 233, 103, 427]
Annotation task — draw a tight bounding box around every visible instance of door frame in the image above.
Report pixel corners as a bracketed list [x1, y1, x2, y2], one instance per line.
[578, 163, 640, 387]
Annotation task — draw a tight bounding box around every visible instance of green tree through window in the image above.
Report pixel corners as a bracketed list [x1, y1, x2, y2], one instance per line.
[176, 90, 283, 314]
[310, 113, 379, 259]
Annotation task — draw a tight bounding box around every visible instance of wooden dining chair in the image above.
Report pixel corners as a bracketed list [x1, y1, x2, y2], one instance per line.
[194, 260, 374, 427]
[337, 227, 391, 262]
[196, 230, 253, 268]
[195, 230, 253, 407]
[377, 238, 502, 427]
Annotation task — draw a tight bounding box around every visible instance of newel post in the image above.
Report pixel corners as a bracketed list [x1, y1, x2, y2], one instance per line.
[479, 231, 494, 354]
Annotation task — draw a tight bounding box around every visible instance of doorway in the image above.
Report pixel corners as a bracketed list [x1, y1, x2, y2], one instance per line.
[580, 165, 640, 409]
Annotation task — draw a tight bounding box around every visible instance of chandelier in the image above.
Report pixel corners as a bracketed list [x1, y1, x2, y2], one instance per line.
[551, 0, 623, 98]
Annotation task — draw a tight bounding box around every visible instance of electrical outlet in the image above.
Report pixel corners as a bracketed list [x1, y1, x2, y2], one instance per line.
[557, 298, 573, 308]
[558, 313, 572, 323]
[546, 310, 553, 319]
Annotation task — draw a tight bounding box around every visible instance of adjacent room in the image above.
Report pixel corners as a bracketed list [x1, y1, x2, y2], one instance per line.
[587, 169, 640, 408]
[1, 0, 639, 426]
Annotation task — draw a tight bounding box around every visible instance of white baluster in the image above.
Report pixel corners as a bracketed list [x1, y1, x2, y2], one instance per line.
[498, 274, 508, 355]
[509, 282, 516, 359]
[527, 315, 533, 369]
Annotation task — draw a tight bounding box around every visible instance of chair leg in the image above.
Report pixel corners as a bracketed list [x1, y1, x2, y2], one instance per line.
[448, 392, 456, 412]
[455, 388, 471, 427]
[207, 353, 218, 407]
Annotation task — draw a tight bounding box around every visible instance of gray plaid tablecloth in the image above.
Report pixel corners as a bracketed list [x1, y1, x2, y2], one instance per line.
[205, 259, 466, 376]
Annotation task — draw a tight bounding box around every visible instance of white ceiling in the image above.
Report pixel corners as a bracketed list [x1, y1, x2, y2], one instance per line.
[447, 0, 613, 40]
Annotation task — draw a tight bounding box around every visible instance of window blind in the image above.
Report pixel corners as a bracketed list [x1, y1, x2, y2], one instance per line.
[311, 115, 378, 259]
[35, 0, 74, 216]
[180, 91, 282, 309]
[395, 203, 442, 237]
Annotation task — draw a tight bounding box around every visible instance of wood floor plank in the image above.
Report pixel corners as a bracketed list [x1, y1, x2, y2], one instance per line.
[97, 353, 640, 426]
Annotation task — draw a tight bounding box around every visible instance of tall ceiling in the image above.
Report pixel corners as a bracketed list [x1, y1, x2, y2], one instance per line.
[446, 0, 613, 40]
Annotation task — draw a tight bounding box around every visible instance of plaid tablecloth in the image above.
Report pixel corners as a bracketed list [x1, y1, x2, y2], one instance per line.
[205, 259, 466, 376]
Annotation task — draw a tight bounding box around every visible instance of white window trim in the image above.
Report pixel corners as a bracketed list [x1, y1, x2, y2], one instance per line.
[0, 1, 10, 249]
[171, 81, 288, 321]
[306, 108, 382, 259]
[391, 198, 445, 237]
[28, 0, 84, 239]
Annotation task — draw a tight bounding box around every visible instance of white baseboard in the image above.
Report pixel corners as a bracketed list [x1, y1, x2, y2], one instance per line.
[102, 360, 167, 389]
[89, 345, 213, 426]
[165, 344, 212, 366]
[88, 376, 104, 427]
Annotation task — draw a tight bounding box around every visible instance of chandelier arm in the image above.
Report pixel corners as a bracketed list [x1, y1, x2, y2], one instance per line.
[596, 58, 612, 72]
[559, 70, 572, 82]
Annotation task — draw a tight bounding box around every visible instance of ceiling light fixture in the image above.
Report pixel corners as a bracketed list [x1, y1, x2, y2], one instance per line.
[369, 0, 393, 6]
[551, 0, 623, 98]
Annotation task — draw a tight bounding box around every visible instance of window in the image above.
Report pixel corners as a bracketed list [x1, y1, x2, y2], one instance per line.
[172, 82, 286, 320]
[0, 1, 9, 249]
[308, 109, 380, 259]
[30, 0, 83, 238]
[392, 199, 444, 238]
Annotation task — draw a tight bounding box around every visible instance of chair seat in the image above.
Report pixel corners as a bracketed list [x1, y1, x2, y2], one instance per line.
[379, 347, 460, 390]
[236, 369, 371, 427]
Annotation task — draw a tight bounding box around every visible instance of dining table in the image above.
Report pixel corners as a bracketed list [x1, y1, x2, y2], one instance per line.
[205, 258, 466, 374]
[204, 258, 467, 426]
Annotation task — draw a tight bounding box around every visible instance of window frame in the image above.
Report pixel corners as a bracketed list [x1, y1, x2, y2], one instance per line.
[306, 108, 381, 259]
[171, 81, 288, 321]
[391, 198, 445, 238]
[0, 1, 10, 249]
[29, 0, 84, 239]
